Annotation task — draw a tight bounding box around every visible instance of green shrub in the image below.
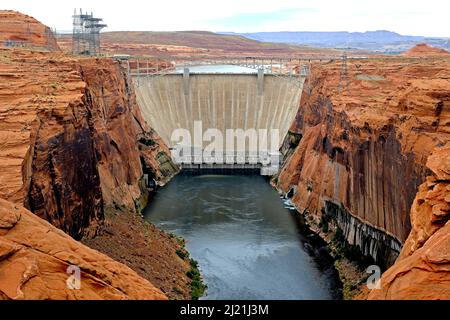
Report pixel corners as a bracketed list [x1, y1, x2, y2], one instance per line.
[321, 222, 329, 233]
[176, 249, 189, 260]
[320, 212, 331, 234]
[332, 227, 375, 270]
[139, 137, 156, 147]
[190, 259, 199, 269]
[188, 258, 207, 300]
[332, 227, 345, 246]
[186, 268, 200, 280]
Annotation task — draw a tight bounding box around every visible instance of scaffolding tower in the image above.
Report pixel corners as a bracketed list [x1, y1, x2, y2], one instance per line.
[72, 9, 107, 56]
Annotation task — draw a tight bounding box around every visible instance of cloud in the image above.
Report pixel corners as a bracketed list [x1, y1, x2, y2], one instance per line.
[0, 0, 448, 37]
[207, 8, 318, 30]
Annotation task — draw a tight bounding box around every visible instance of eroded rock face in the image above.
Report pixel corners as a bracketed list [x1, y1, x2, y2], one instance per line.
[403, 43, 450, 58]
[0, 10, 59, 51]
[0, 48, 178, 239]
[277, 57, 449, 266]
[0, 198, 167, 300]
[400, 144, 450, 259]
[0, 12, 183, 300]
[368, 144, 450, 299]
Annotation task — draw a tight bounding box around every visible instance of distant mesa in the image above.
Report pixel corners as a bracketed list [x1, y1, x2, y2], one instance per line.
[402, 43, 450, 57]
[0, 10, 60, 51]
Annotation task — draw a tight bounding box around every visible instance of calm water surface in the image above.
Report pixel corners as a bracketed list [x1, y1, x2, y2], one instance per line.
[144, 174, 338, 300]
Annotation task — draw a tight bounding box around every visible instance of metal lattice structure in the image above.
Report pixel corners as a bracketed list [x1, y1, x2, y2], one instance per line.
[338, 52, 350, 94]
[127, 56, 309, 88]
[72, 9, 107, 56]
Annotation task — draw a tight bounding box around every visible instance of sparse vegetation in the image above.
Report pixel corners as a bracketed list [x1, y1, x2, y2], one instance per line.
[321, 218, 329, 233]
[188, 258, 207, 300]
[139, 137, 156, 147]
[172, 235, 207, 300]
[169, 233, 185, 246]
[320, 209, 332, 234]
[331, 227, 374, 271]
[172, 286, 183, 296]
[176, 248, 190, 260]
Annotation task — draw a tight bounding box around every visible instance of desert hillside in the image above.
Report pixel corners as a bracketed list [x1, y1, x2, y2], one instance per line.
[0, 10, 59, 51]
[403, 43, 450, 57]
[57, 30, 343, 59]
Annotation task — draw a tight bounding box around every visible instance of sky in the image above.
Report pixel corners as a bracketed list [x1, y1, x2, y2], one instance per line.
[2, 0, 449, 37]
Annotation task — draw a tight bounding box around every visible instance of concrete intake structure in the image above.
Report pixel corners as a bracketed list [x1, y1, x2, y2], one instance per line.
[134, 70, 305, 172]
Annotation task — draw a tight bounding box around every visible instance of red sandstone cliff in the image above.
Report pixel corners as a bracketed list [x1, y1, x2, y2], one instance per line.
[0, 12, 186, 300]
[0, 11, 59, 51]
[0, 48, 178, 239]
[0, 198, 167, 300]
[368, 144, 449, 299]
[277, 56, 449, 268]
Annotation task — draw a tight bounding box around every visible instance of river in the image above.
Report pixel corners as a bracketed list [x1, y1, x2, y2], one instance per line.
[144, 174, 340, 300]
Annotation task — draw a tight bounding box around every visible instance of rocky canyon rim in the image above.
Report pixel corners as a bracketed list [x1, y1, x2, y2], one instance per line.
[0, 9, 449, 301]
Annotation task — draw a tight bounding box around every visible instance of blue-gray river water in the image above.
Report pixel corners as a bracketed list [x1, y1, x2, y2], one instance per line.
[144, 174, 339, 300]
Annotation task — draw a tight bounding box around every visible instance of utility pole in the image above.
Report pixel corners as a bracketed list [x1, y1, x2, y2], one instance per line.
[338, 52, 350, 94]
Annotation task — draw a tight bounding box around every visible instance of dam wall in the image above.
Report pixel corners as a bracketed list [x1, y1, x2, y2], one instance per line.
[134, 73, 304, 151]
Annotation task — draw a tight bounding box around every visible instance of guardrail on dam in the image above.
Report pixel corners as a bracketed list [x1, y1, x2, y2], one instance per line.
[133, 69, 305, 174]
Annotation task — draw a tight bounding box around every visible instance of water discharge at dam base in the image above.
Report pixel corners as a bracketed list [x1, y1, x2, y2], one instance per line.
[144, 174, 342, 300]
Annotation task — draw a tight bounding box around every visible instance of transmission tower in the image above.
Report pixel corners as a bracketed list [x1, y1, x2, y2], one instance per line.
[72, 9, 107, 56]
[338, 52, 350, 94]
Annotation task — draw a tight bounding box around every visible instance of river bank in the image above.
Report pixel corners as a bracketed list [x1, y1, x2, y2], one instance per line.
[82, 205, 193, 300]
[274, 181, 373, 300]
[144, 174, 342, 300]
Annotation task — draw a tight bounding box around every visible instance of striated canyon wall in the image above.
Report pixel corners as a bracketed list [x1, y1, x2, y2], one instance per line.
[277, 55, 449, 268]
[0, 10, 59, 51]
[0, 11, 186, 300]
[0, 47, 178, 240]
[368, 143, 449, 299]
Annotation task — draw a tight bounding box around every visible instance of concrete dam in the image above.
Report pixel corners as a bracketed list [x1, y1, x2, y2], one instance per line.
[134, 68, 305, 173]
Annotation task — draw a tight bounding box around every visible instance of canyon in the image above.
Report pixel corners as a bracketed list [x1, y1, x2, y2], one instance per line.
[0, 47, 178, 239]
[0, 9, 449, 301]
[368, 144, 449, 299]
[276, 46, 449, 298]
[0, 11, 189, 300]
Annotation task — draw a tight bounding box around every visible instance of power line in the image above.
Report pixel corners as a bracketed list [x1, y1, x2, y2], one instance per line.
[338, 52, 350, 94]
